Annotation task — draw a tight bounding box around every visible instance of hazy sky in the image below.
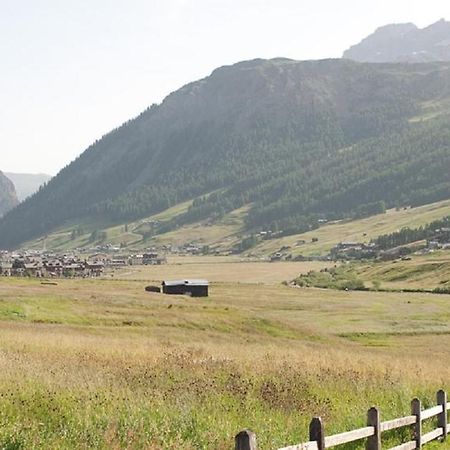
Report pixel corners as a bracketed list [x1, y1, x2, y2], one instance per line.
[1, 0, 449, 175]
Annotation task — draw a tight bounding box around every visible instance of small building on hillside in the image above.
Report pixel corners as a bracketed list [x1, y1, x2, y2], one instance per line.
[270, 252, 283, 262]
[161, 279, 209, 297]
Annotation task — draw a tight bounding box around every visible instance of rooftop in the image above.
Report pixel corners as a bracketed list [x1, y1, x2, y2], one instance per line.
[162, 279, 209, 286]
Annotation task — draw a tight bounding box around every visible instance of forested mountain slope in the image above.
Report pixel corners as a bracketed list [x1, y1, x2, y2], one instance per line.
[1, 58, 450, 249]
[0, 172, 18, 217]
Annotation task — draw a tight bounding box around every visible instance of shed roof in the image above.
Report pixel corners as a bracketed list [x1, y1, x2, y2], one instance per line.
[162, 279, 209, 286]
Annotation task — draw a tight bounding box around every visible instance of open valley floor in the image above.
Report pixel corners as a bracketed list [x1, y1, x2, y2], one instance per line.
[0, 258, 449, 449]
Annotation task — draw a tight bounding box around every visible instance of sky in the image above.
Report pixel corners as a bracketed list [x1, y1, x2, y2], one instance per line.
[1, 0, 449, 175]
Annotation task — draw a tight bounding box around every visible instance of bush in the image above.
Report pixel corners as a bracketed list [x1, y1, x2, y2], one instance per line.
[294, 267, 366, 291]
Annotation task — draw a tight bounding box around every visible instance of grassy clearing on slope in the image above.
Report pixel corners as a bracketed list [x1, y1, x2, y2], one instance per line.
[22, 199, 245, 252]
[348, 251, 450, 291]
[1, 273, 449, 449]
[21, 199, 196, 252]
[148, 205, 249, 249]
[21, 197, 450, 257]
[409, 97, 450, 123]
[252, 199, 450, 257]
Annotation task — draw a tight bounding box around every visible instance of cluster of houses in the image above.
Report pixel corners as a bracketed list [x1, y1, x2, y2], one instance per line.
[0, 252, 104, 278]
[330, 231, 450, 261]
[427, 227, 450, 250]
[0, 250, 166, 278]
[330, 242, 379, 260]
[271, 231, 450, 262]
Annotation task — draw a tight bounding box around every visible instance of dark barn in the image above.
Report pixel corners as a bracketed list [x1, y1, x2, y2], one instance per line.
[162, 279, 209, 297]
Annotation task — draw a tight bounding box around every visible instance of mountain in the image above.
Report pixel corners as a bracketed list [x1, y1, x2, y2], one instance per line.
[343, 19, 450, 63]
[5, 173, 52, 201]
[0, 172, 18, 217]
[1, 58, 450, 249]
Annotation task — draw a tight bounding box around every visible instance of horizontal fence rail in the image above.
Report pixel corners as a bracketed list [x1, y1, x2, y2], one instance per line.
[235, 390, 449, 450]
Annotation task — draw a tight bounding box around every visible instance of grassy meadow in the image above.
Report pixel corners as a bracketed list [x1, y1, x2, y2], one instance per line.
[0, 259, 450, 449]
[116, 256, 331, 284]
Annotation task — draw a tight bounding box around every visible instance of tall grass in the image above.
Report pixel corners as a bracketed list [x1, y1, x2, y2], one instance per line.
[0, 324, 448, 449]
[0, 277, 449, 448]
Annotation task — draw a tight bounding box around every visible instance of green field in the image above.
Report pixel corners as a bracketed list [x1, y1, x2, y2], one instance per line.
[0, 258, 449, 449]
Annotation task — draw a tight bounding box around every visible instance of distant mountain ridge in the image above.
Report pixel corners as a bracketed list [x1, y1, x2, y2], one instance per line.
[343, 19, 450, 62]
[0, 172, 18, 217]
[1, 58, 450, 249]
[5, 172, 52, 201]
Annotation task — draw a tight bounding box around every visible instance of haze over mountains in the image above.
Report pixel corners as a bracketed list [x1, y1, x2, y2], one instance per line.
[1, 20, 450, 249]
[0, 171, 50, 217]
[5, 173, 52, 202]
[343, 19, 450, 63]
[0, 172, 18, 217]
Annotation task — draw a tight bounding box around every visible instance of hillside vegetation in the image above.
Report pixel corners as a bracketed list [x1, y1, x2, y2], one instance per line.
[23, 198, 450, 258]
[346, 251, 450, 292]
[2, 59, 450, 248]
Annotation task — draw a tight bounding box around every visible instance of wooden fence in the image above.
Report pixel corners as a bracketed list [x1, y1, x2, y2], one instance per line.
[235, 390, 449, 450]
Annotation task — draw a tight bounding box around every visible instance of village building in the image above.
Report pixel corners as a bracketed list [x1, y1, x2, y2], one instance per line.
[142, 252, 166, 265]
[0, 261, 12, 276]
[24, 261, 44, 277]
[84, 261, 104, 276]
[108, 258, 127, 268]
[129, 254, 144, 265]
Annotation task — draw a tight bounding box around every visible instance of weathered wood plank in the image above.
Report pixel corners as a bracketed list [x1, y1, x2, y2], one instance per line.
[412, 398, 422, 449]
[323, 426, 374, 447]
[278, 442, 319, 450]
[380, 416, 416, 432]
[421, 428, 443, 444]
[421, 405, 443, 421]
[437, 390, 447, 442]
[367, 407, 381, 450]
[309, 417, 325, 450]
[235, 430, 257, 450]
[387, 441, 416, 450]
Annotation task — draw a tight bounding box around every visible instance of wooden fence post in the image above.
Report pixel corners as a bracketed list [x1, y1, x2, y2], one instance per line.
[412, 398, 422, 449]
[235, 430, 257, 450]
[309, 417, 325, 450]
[437, 390, 447, 442]
[366, 407, 381, 450]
